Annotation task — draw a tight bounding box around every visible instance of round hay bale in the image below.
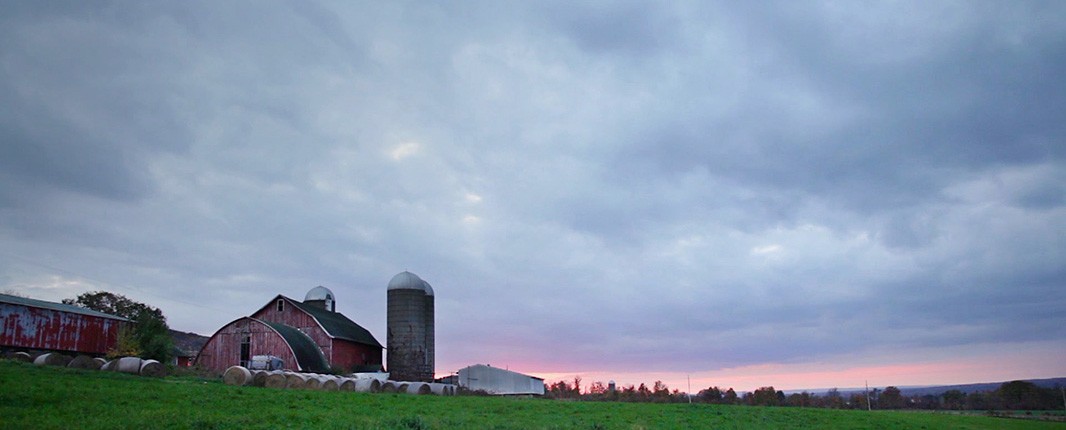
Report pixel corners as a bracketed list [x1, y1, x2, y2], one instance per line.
[285, 372, 310, 389]
[264, 372, 288, 389]
[139, 359, 165, 377]
[223, 365, 252, 386]
[321, 377, 340, 391]
[405, 382, 431, 395]
[116, 357, 143, 374]
[380, 381, 399, 393]
[304, 376, 325, 390]
[67, 354, 101, 370]
[353, 378, 377, 393]
[427, 383, 455, 396]
[251, 370, 271, 387]
[339, 378, 356, 391]
[101, 360, 117, 371]
[93, 357, 107, 368]
[11, 352, 33, 362]
[34, 352, 72, 367]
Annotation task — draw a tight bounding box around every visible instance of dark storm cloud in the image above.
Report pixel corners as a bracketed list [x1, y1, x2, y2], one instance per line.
[1, 1, 1063, 380]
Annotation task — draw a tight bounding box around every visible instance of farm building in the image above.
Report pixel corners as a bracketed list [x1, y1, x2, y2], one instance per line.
[196, 287, 382, 374]
[0, 293, 129, 356]
[455, 364, 545, 395]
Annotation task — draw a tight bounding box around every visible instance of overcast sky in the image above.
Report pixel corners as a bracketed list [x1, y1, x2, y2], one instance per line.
[2, 1, 1064, 391]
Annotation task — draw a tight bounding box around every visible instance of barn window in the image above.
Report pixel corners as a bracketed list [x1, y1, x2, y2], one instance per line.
[276, 299, 284, 312]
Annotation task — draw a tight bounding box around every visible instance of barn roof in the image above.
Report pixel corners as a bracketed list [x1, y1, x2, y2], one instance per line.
[263, 321, 331, 373]
[288, 299, 383, 348]
[0, 293, 129, 321]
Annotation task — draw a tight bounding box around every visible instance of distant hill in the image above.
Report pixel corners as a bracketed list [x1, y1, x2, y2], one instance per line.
[897, 378, 1066, 397]
[796, 378, 1066, 397]
[168, 329, 208, 357]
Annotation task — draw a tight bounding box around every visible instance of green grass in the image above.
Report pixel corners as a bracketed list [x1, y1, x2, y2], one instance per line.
[1, 360, 1062, 430]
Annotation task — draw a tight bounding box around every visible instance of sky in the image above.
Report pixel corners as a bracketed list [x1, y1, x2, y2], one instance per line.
[1, 1, 1064, 392]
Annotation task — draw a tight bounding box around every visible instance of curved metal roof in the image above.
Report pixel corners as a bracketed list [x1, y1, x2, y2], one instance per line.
[263, 321, 331, 373]
[304, 286, 335, 302]
[387, 271, 434, 296]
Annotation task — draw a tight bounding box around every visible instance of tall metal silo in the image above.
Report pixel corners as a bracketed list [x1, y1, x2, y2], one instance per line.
[386, 271, 434, 382]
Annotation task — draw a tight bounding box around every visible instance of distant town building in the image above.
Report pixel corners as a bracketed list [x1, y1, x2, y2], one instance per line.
[0, 293, 128, 356]
[196, 287, 382, 374]
[456, 364, 545, 396]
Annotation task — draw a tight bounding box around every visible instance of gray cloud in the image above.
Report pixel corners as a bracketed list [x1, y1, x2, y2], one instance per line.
[1, 1, 1063, 382]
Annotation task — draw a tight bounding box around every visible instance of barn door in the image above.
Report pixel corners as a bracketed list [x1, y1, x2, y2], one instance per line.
[240, 334, 251, 367]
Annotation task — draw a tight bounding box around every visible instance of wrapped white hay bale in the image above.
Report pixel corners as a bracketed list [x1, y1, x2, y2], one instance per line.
[405, 382, 431, 395]
[223, 365, 252, 386]
[101, 360, 117, 371]
[67, 355, 101, 370]
[92, 357, 107, 368]
[34, 353, 72, 367]
[380, 381, 399, 393]
[116, 357, 143, 374]
[338, 378, 356, 391]
[427, 383, 456, 396]
[139, 359, 165, 377]
[354, 378, 381, 393]
[351, 372, 389, 382]
[264, 371, 288, 389]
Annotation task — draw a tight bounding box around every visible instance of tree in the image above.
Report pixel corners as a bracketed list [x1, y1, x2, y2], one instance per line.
[723, 388, 739, 405]
[63, 291, 163, 320]
[64, 291, 173, 362]
[942, 390, 966, 410]
[699, 386, 723, 403]
[752, 386, 780, 406]
[881, 386, 904, 409]
[825, 388, 844, 409]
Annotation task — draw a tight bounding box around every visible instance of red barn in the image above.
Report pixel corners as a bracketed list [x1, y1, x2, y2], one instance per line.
[0, 293, 129, 356]
[196, 286, 382, 374]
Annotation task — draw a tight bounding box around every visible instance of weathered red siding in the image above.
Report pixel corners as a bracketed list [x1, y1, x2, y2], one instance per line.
[251, 298, 334, 361]
[331, 339, 382, 370]
[196, 317, 299, 374]
[0, 303, 125, 355]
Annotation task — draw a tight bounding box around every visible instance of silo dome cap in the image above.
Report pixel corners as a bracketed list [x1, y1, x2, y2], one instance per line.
[387, 271, 434, 296]
[304, 285, 335, 302]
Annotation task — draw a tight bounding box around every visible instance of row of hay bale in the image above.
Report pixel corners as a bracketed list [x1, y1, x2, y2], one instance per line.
[222, 365, 456, 395]
[24, 352, 165, 377]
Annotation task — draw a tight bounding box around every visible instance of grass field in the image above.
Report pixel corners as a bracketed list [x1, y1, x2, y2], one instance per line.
[1, 360, 1063, 430]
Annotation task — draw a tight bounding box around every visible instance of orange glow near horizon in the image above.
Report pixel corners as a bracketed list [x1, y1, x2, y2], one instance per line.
[519, 343, 1066, 393]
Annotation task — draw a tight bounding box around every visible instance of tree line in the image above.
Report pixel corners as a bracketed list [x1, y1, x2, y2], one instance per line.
[63, 291, 174, 363]
[546, 378, 1065, 411]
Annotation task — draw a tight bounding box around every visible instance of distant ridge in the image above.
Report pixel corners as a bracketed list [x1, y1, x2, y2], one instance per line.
[788, 377, 1066, 396]
[897, 377, 1066, 397]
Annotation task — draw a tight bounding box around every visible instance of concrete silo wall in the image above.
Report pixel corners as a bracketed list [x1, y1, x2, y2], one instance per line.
[423, 293, 434, 382]
[386, 289, 433, 382]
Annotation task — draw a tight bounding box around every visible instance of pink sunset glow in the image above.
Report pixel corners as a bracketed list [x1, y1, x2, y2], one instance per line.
[518, 341, 1066, 393]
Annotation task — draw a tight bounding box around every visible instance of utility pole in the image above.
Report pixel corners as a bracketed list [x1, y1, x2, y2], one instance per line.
[865, 380, 872, 411]
[687, 374, 692, 404]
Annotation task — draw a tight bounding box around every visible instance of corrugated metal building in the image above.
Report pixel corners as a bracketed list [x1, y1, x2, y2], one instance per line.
[457, 364, 545, 395]
[0, 293, 128, 355]
[196, 287, 383, 374]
